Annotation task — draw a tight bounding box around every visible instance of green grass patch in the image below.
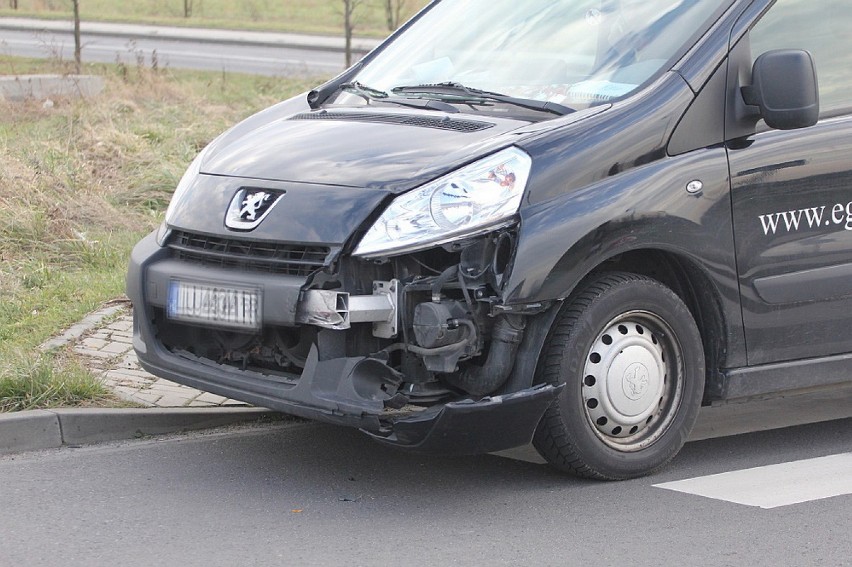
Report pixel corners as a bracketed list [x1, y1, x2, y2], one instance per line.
[0, 55, 325, 411]
[0, 350, 110, 412]
[0, 0, 430, 37]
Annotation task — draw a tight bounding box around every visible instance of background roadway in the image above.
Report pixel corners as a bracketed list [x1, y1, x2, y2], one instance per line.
[0, 24, 349, 76]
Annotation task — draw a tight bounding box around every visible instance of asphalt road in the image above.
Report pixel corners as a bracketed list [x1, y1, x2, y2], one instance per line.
[0, 28, 344, 76]
[1, 413, 849, 566]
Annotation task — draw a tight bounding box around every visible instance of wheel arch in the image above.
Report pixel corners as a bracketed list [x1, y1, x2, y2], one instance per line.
[505, 247, 730, 405]
[590, 249, 728, 404]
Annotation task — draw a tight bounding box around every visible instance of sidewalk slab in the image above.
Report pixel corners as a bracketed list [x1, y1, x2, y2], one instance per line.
[39, 302, 126, 352]
[0, 410, 62, 455]
[54, 307, 249, 409]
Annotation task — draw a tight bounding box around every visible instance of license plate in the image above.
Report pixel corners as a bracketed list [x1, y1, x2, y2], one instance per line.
[167, 280, 261, 330]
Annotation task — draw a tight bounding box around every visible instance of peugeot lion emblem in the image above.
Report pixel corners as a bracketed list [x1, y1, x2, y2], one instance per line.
[225, 188, 284, 230]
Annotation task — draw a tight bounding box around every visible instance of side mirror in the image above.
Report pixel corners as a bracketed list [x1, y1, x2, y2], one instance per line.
[741, 49, 819, 130]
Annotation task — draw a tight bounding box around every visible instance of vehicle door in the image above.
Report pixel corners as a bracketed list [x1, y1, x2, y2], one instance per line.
[727, 0, 852, 365]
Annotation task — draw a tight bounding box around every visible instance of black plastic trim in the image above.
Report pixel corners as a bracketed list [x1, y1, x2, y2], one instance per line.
[721, 353, 852, 400]
[367, 384, 562, 455]
[289, 111, 494, 133]
[668, 57, 728, 156]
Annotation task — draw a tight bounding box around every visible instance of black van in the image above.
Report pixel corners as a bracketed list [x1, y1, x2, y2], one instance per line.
[127, 0, 852, 479]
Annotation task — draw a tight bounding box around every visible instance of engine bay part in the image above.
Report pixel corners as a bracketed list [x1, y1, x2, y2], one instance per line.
[296, 279, 399, 338]
[443, 315, 527, 396]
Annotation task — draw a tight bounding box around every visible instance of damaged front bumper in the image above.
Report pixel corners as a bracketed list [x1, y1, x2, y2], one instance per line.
[366, 384, 561, 455]
[133, 300, 559, 455]
[128, 232, 560, 455]
[133, 331, 559, 454]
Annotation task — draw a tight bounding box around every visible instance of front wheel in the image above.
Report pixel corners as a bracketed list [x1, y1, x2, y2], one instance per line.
[533, 272, 705, 480]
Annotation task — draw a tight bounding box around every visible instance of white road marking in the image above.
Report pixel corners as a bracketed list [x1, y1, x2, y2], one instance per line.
[654, 453, 852, 509]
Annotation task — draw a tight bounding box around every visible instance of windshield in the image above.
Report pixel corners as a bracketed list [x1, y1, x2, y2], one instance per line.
[347, 0, 729, 114]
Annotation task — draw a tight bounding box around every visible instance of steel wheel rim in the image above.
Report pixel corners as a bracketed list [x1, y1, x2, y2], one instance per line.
[581, 310, 684, 452]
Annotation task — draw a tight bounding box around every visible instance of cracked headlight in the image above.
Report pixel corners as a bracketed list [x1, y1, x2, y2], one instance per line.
[354, 147, 532, 258]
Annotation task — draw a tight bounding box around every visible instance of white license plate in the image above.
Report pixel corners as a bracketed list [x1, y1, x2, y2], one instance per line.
[167, 280, 261, 330]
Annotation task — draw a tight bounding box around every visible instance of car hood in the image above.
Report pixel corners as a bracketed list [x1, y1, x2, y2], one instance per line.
[168, 96, 610, 245]
[200, 102, 535, 193]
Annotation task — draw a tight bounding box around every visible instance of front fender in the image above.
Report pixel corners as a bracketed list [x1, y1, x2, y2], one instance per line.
[505, 147, 735, 305]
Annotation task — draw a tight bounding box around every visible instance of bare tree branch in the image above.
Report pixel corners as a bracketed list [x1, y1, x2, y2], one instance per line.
[72, 0, 81, 74]
[341, 0, 364, 68]
[385, 0, 406, 31]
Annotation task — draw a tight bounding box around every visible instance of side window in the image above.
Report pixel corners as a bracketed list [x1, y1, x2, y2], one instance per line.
[749, 0, 852, 116]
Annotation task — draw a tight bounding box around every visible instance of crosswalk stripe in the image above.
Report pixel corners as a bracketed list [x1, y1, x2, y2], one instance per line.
[654, 453, 852, 509]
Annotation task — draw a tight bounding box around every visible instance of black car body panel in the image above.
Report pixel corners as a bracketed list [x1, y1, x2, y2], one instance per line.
[128, 0, 852, 461]
[201, 109, 529, 190]
[165, 174, 389, 246]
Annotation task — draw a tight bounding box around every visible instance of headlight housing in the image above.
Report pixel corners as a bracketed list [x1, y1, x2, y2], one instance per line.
[163, 145, 210, 229]
[354, 147, 532, 258]
[155, 220, 172, 247]
[157, 143, 217, 246]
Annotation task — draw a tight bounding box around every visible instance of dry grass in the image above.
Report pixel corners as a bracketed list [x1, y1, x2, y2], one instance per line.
[0, 55, 323, 410]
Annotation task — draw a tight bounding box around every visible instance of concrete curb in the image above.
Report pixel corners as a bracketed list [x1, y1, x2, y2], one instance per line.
[0, 17, 382, 54]
[0, 410, 64, 454]
[0, 407, 281, 456]
[0, 74, 104, 102]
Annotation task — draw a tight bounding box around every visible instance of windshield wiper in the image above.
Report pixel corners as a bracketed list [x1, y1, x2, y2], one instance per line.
[392, 82, 575, 116]
[341, 81, 391, 100]
[338, 81, 460, 113]
[393, 82, 575, 116]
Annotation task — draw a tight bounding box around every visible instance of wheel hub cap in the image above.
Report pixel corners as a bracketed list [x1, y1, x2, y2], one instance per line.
[583, 318, 667, 441]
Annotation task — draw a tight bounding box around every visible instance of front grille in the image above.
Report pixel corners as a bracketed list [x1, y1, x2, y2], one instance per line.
[168, 231, 330, 277]
[289, 112, 495, 133]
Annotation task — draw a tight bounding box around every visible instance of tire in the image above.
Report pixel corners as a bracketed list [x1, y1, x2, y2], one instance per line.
[533, 272, 705, 480]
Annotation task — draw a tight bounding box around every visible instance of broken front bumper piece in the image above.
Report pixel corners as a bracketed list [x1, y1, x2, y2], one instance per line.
[367, 384, 562, 455]
[132, 307, 560, 455]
